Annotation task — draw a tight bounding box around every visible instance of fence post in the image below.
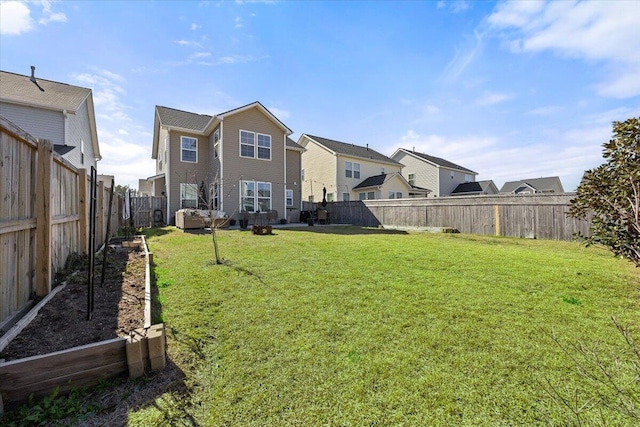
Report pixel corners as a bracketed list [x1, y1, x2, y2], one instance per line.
[35, 139, 52, 297]
[79, 169, 88, 253]
[494, 205, 500, 236]
[97, 181, 105, 247]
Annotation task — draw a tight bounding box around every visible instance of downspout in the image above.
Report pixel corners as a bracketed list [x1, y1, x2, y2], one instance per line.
[219, 122, 224, 212]
[63, 109, 69, 148]
[165, 128, 171, 224]
[283, 134, 287, 216]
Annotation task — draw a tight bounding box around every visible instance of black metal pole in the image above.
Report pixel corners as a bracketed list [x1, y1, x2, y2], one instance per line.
[87, 167, 97, 320]
[100, 180, 115, 288]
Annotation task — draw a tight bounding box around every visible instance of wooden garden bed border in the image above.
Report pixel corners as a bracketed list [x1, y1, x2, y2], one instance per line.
[0, 236, 165, 413]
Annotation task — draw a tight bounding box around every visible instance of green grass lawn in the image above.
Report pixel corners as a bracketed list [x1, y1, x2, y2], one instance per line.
[131, 227, 639, 426]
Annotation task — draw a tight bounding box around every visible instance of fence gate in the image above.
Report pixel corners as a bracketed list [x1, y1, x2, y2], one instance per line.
[130, 196, 166, 228]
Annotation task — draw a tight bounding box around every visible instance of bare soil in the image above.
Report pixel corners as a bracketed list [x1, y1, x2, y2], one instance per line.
[0, 246, 145, 361]
[0, 242, 187, 426]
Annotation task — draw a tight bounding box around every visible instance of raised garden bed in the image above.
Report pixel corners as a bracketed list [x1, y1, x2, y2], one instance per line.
[0, 236, 166, 412]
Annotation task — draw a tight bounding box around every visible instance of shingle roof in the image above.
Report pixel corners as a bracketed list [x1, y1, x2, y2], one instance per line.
[306, 134, 401, 165]
[451, 182, 483, 194]
[399, 148, 476, 174]
[353, 173, 388, 189]
[155, 106, 213, 132]
[500, 176, 563, 193]
[286, 137, 304, 150]
[0, 70, 90, 112]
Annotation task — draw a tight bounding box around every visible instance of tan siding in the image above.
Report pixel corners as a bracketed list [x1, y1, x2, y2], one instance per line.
[167, 130, 210, 223]
[439, 168, 469, 196]
[220, 107, 286, 219]
[300, 137, 337, 202]
[393, 151, 438, 196]
[338, 155, 401, 199]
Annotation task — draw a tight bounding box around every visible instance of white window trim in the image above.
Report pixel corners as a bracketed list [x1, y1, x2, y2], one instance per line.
[257, 133, 272, 161]
[239, 130, 255, 159]
[181, 136, 198, 163]
[180, 183, 198, 208]
[240, 180, 272, 212]
[286, 189, 293, 207]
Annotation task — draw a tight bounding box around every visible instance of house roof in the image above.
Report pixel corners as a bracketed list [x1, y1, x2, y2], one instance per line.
[451, 182, 483, 194]
[477, 180, 496, 192]
[155, 106, 213, 133]
[353, 173, 389, 189]
[500, 176, 563, 193]
[303, 134, 401, 165]
[0, 70, 91, 113]
[394, 148, 477, 174]
[217, 101, 292, 135]
[286, 136, 303, 149]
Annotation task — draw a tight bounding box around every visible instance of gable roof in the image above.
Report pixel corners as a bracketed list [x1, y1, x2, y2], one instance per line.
[155, 106, 213, 133]
[1, 69, 100, 160]
[303, 134, 401, 166]
[451, 182, 483, 194]
[393, 148, 477, 174]
[500, 176, 564, 193]
[1, 70, 91, 112]
[477, 180, 498, 193]
[217, 101, 292, 135]
[353, 173, 389, 189]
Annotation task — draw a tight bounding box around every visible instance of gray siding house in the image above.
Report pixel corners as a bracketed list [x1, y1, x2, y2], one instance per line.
[149, 102, 303, 224]
[391, 148, 477, 197]
[0, 68, 100, 170]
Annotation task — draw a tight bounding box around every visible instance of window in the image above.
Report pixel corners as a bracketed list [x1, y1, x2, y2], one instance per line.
[396, 192, 402, 199]
[213, 183, 219, 209]
[286, 189, 293, 207]
[240, 130, 271, 160]
[343, 193, 350, 201]
[326, 193, 334, 202]
[367, 191, 375, 200]
[301, 169, 305, 181]
[240, 131, 254, 158]
[465, 174, 473, 183]
[358, 193, 367, 201]
[240, 180, 271, 212]
[180, 183, 198, 208]
[214, 129, 220, 159]
[80, 140, 85, 165]
[389, 191, 395, 199]
[408, 173, 415, 186]
[381, 167, 385, 174]
[257, 134, 271, 160]
[450, 171, 454, 180]
[181, 136, 198, 162]
[240, 180, 255, 212]
[308, 195, 314, 203]
[345, 161, 361, 179]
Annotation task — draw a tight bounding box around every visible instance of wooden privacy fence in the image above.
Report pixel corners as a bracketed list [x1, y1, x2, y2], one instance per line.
[129, 196, 166, 228]
[322, 194, 592, 241]
[0, 117, 122, 326]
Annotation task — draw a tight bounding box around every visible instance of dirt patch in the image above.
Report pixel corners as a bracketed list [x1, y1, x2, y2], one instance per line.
[0, 245, 145, 361]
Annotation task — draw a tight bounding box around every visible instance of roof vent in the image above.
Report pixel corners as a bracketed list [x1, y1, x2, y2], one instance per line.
[30, 66, 45, 92]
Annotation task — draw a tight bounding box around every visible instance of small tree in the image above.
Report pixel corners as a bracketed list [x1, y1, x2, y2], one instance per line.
[569, 117, 640, 267]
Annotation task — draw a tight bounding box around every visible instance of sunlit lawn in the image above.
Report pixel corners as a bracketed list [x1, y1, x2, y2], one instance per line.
[131, 226, 639, 426]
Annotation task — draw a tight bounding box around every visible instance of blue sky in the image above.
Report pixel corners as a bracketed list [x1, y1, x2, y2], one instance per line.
[1, 0, 639, 191]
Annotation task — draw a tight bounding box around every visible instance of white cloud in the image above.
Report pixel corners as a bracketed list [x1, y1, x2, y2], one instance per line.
[387, 124, 608, 191]
[475, 91, 514, 106]
[235, 17, 242, 28]
[191, 23, 201, 31]
[0, 1, 34, 35]
[527, 105, 563, 116]
[441, 29, 485, 83]
[488, 0, 640, 98]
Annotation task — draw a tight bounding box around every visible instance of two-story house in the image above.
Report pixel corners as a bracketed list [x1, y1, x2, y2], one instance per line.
[298, 135, 427, 202]
[0, 68, 101, 170]
[390, 148, 477, 197]
[149, 101, 304, 224]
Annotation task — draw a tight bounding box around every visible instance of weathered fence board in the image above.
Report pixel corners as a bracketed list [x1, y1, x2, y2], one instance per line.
[130, 196, 166, 228]
[321, 194, 591, 241]
[0, 117, 123, 325]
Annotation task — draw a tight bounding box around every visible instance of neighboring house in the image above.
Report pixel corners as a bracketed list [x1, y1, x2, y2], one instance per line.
[390, 148, 477, 197]
[138, 179, 153, 197]
[0, 68, 100, 170]
[499, 177, 564, 195]
[149, 101, 303, 224]
[451, 180, 499, 196]
[298, 134, 428, 202]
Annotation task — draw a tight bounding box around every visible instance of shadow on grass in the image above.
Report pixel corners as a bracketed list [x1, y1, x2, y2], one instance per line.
[284, 225, 409, 235]
[143, 226, 173, 239]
